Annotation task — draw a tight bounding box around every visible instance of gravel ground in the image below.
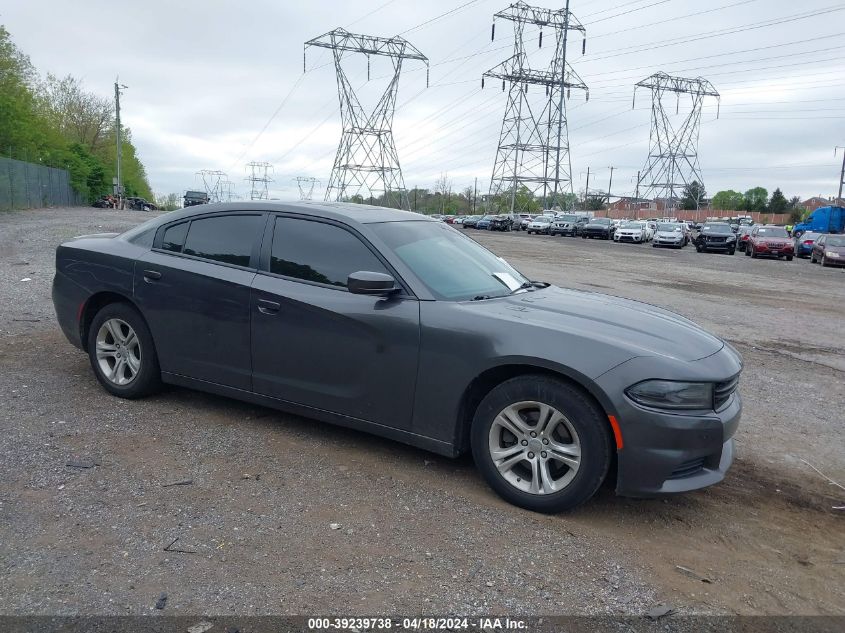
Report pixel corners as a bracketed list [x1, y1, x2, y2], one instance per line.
[0, 208, 843, 618]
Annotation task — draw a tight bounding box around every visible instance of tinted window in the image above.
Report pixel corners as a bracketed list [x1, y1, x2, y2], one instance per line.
[161, 222, 189, 253]
[182, 215, 262, 267]
[270, 217, 388, 288]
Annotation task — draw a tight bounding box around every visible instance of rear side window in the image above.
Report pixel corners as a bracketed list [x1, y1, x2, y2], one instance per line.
[161, 222, 189, 253]
[270, 217, 388, 288]
[182, 215, 263, 267]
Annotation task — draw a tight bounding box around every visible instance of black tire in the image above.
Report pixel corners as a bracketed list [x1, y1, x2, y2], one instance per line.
[471, 375, 613, 513]
[745, 247, 751, 257]
[582, 234, 587, 239]
[729, 248, 736, 255]
[695, 245, 703, 253]
[751, 249, 758, 259]
[786, 255, 793, 261]
[87, 302, 161, 399]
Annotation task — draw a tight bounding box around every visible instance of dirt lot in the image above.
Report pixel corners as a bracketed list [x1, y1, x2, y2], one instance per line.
[0, 208, 843, 617]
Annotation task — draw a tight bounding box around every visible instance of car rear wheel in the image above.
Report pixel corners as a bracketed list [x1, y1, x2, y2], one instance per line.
[786, 255, 793, 261]
[87, 302, 161, 399]
[471, 376, 612, 513]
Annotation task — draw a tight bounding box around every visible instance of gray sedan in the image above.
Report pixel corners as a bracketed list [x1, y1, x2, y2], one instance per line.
[52, 202, 742, 512]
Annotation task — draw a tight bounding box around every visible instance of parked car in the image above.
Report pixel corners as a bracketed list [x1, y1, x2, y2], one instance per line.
[694, 223, 737, 255]
[475, 215, 495, 230]
[737, 225, 754, 252]
[516, 214, 533, 231]
[614, 221, 648, 244]
[810, 234, 845, 267]
[462, 215, 482, 229]
[51, 201, 743, 513]
[183, 191, 209, 208]
[452, 216, 467, 226]
[526, 216, 553, 235]
[489, 215, 514, 231]
[794, 231, 821, 258]
[550, 214, 589, 237]
[443, 216, 456, 224]
[745, 225, 794, 260]
[581, 217, 616, 240]
[652, 223, 686, 249]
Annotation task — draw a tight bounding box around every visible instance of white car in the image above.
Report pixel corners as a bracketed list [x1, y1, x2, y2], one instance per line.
[614, 221, 648, 244]
[653, 222, 687, 249]
[526, 217, 552, 234]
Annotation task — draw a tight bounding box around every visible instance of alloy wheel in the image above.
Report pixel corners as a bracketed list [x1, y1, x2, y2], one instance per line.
[95, 318, 141, 386]
[488, 401, 581, 495]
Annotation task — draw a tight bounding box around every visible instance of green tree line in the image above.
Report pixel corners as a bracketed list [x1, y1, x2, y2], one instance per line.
[0, 25, 152, 204]
[710, 186, 807, 221]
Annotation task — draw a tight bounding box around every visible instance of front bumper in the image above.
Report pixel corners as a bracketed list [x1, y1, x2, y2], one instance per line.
[701, 241, 734, 251]
[616, 234, 644, 243]
[595, 346, 742, 497]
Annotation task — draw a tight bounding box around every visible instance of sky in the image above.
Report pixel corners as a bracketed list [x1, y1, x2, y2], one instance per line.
[3, 0, 845, 203]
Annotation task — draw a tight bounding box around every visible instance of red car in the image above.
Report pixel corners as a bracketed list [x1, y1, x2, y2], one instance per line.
[745, 225, 794, 261]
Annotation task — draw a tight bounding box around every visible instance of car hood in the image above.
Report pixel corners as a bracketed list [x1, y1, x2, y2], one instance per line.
[464, 286, 724, 363]
[824, 245, 845, 253]
[656, 231, 682, 238]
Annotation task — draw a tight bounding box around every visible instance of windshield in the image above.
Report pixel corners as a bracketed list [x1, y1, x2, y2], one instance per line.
[533, 217, 550, 223]
[702, 223, 732, 234]
[657, 223, 680, 232]
[371, 221, 530, 301]
[480, 215, 493, 221]
[826, 236, 845, 247]
[622, 222, 642, 229]
[557, 215, 577, 222]
[590, 218, 611, 225]
[756, 227, 789, 238]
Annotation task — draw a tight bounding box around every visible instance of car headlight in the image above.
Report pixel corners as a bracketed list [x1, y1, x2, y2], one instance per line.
[626, 380, 714, 410]
[727, 236, 736, 242]
[827, 251, 840, 258]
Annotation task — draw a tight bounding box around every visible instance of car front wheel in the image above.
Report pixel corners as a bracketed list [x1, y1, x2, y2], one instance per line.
[471, 375, 612, 513]
[87, 302, 161, 399]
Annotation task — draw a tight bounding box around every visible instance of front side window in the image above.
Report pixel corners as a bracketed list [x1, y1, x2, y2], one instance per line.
[182, 214, 263, 267]
[371, 221, 529, 301]
[270, 217, 389, 288]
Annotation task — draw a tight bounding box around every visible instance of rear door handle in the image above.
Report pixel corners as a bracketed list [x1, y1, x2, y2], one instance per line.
[143, 269, 162, 281]
[257, 299, 281, 315]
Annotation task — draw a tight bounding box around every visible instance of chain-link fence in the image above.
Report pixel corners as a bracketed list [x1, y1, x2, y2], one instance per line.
[0, 156, 86, 211]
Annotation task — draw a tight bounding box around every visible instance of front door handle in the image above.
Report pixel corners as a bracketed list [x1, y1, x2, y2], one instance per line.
[257, 299, 281, 315]
[143, 269, 162, 281]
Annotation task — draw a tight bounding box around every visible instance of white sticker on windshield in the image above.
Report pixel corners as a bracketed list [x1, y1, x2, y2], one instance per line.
[493, 272, 522, 292]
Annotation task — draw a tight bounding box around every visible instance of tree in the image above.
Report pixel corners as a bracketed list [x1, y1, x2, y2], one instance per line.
[787, 195, 802, 210]
[768, 188, 788, 214]
[711, 190, 744, 211]
[742, 187, 768, 213]
[585, 196, 605, 211]
[680, 181, 706, 210]
[156, 192, 181, 211]
[789, 207, 808, 224]
[37, 74, 113, 151]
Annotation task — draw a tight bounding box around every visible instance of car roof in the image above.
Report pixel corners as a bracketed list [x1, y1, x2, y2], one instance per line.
[152, 200, 434, 226]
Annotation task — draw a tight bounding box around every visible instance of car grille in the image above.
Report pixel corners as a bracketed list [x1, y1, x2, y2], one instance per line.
[714, 374, 740, 411]
[706, 236, 727, 243]
[668, 457, 706, 480]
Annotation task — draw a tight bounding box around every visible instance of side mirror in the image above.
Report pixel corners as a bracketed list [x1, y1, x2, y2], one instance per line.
[348, 271, 398, 296]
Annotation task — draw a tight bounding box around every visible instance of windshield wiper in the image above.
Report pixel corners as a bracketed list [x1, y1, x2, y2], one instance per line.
[471, 295, 494, 301]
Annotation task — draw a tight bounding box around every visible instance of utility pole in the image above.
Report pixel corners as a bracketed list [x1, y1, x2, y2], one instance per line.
[836, 146, 845, 202]
[584, 166, 590, 211]
[473, 177, 478, 213]
[634, 170, 640, 219]
[606, 166, 614, 208]
[114, 78, 127, 209]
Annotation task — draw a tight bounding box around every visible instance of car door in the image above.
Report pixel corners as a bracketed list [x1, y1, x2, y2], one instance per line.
[814, 235, 825, 259]
[134, 212, 266, 391]
[250, 215, 420, 430]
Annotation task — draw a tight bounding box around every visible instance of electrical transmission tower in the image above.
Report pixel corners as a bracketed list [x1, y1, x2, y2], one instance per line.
[295, 177, 320, 201]
[245, 161, 274, 200]
[220, 180, 237, 202]
[197, 170, 227, 203]
[304, 28, 428, 210]
[634, 72, 720, 210]
[484, 0, 588, 212]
